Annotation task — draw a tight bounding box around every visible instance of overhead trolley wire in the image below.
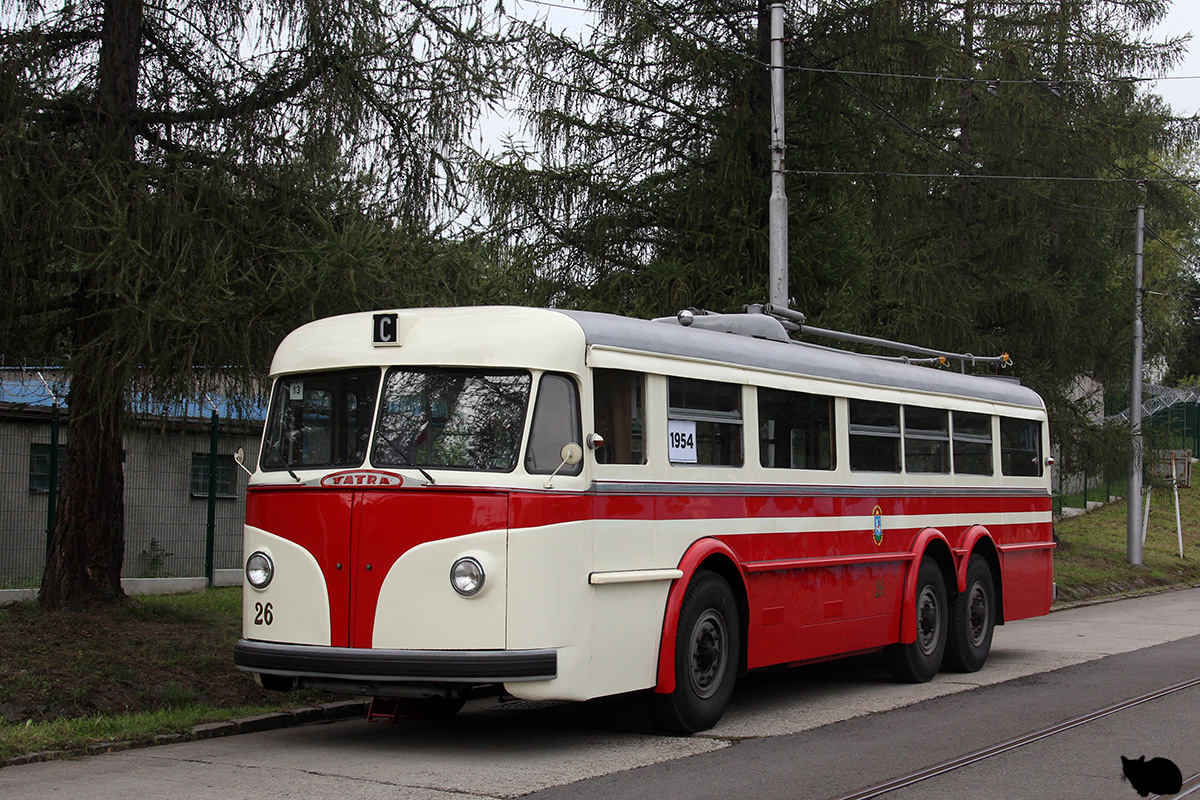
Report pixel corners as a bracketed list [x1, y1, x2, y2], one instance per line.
[507, 0, 1197, 217]
[1145, 225, 1200, 275]
[784, 64, 1200, 87]
[786, 39, 1149, 217]
[784, 169, 1195, 184]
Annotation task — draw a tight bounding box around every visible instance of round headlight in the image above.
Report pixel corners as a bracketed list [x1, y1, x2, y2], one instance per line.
[450, 557, 485, 597]
[246, 551, 274, 589]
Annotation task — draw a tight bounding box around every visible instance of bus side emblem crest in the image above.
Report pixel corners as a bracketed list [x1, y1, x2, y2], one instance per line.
[872, 505, 884, 546]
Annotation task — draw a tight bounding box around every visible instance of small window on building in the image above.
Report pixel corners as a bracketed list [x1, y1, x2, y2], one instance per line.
[526, 373, 583, 475]
[904, 407, 949, 474]
[190, 453, 237, 499]
[1000, 418, 1043, 477]
[668, 377, 743, 467]
[758, 388, 835, 470]
[593, 369, 646, 465]
[953, 412, 994, 475]
[849, 400, 900, 472]
[29, 443, 65, 494]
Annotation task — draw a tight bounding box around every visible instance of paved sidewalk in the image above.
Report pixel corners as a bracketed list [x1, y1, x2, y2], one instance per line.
[2, 587, 1198, 800]
[708, 585, 1200, 738]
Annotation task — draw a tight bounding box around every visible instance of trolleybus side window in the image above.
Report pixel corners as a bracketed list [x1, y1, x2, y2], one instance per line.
[848, 400, 901, 472]
[952, 411, 994, 475]
[593, 369, 646, 465]
[263, 368, 380, 471]
[904, 406, 950, 474]
[372, 368, 531, 472]
[758, 388, 835, 470]
[667, 377, 743, 467]
[526, 373, 583, 475]
[1000, 417, 1043, 477]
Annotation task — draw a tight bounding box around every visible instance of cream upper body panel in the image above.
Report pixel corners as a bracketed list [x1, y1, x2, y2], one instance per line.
[269, 307, 590, 377]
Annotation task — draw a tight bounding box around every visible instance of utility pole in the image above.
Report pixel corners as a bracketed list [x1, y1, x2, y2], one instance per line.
[1127, 188, 1146, 566]
[768, 0, 788, 308]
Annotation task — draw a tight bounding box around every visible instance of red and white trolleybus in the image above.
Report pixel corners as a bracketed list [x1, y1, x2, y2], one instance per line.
[234, 306, 1054, 733]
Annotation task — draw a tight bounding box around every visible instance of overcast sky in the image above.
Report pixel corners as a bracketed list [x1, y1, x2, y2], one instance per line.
[1151, 1, 1200, 116]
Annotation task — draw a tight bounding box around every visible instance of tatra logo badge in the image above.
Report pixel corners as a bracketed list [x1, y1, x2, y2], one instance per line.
[321, 470, 404, 488]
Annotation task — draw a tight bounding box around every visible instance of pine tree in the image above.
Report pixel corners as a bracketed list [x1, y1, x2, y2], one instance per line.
[1, 0, 515, 610]
[480, 0, 1198, 415]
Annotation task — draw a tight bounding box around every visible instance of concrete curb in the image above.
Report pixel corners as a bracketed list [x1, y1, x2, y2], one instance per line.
[1050, 580, 1200, 612]
[1, 700, 368, 769]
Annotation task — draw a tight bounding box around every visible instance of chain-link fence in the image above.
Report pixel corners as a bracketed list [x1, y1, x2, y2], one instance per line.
[1053, 399, 1200, 519]
[1, 408, 260, 590]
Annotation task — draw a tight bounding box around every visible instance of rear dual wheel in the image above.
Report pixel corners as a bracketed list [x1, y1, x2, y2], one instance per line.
[944, 554, 996, 673]
[885, 554, 997, 682]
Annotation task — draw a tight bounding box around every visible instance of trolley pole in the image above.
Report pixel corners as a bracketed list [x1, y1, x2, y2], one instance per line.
[1127, 194, 1145, 566]
[767, 0, 788, 308]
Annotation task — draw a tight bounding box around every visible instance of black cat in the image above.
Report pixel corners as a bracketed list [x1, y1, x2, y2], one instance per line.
[1122, 755, 1183, 797]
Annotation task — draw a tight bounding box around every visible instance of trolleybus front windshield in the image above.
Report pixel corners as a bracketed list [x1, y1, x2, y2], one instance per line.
[372, 368, 531, 472]
[262, 368, 381, 471]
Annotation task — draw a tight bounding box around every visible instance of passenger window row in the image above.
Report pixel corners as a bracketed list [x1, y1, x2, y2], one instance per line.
[592, 370, 1043, 478]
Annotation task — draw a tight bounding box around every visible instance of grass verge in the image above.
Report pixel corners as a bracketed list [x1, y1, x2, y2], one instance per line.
[0, 587, 336, 762]
[1053, 483, 1200, 603]
[3, 488, 1198, 762]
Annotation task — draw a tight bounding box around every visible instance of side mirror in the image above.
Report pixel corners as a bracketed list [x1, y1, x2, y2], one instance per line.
[234, 446, 254, 476]
[544, 443, 583, 488]
[560, 443, 583, 465]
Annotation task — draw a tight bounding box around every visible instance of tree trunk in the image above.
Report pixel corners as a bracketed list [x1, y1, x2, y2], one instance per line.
[38, 0, 142, 611]
[38, 351, 127, 610]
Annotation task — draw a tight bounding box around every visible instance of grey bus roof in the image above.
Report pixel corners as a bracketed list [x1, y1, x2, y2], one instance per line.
[553, 309, 1043, 410]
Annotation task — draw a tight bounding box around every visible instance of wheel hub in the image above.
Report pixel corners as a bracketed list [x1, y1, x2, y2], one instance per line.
[967, 582, 989, 647]
[688, 609, 728, 699]
[917, 585, 942, 655]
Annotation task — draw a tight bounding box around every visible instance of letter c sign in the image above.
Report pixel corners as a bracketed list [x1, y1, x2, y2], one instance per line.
[373, 313, 400, 347]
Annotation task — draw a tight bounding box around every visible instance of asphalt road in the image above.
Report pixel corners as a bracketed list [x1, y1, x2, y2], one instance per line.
[3, 587, 1199, 800]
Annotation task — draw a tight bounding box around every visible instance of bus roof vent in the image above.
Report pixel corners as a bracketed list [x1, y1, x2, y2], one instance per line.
[652, 309, 790, 342]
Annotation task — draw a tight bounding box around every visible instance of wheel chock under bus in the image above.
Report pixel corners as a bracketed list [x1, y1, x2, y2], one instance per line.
[366, 696, 404, 723]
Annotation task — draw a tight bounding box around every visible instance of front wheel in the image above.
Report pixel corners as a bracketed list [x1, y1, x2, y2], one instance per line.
[649, 571, 740, 734]
[884, 558, 947, 683]
[944, 554, 996, 673]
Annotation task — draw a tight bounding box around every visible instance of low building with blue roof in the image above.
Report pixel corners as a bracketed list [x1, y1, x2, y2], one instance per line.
[0, 368, 265, 593]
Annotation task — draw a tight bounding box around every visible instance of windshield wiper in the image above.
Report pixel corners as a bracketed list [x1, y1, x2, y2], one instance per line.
[375, 432, 436, 485]
[267, 440, 301, 483]
[392, 447, 436, 486]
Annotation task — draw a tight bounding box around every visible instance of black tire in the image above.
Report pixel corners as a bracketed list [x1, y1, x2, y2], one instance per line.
[884, 558, 948, 683]
[943, 554, 996, 673]
[649, 571, 740, 734]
